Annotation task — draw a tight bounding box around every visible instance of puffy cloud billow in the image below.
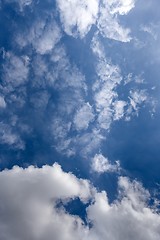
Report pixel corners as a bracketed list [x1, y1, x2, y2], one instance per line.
[0, 163, 159, 240]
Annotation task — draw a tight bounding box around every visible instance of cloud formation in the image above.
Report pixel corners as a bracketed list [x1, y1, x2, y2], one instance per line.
[97, 0, 135, 42]
[91, 154, 120, 173]
[73, 103, 95, 131]
[0, 163, 159, 240]
[56, 0, 99, 38]
[16, 19, 61, 54]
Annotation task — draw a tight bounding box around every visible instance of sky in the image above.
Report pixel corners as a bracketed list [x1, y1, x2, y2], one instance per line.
[0, 0, 160, 239]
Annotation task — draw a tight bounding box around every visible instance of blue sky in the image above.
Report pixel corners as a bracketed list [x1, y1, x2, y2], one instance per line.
[0, 0, 160, 239]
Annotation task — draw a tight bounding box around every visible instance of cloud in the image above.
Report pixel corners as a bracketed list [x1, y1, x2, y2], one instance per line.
[0, 163, 160, 240]
[0, 122, 25, 149]
[91, 36, 124, 130]
[16, 19, 61, 54]
[91, 154, 120, 173]
[87, 177, 160, 240]
[73, 103, 95, 131]
[113, 100, 127, 121]
[56, 0, 99, 38]
[125, 89, 148, 119]
[2, 52, 30, 90]
[97, 0, 135, 42]
[0, 96, 6, 109]
[0, 163, 92, 240]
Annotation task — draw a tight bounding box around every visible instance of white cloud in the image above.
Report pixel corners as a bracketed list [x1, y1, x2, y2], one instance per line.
[56, 0, 135, 41]
[0, 163, 92, 240]
[2, 52, 29, 89]
[87, 177, 160, 240]
[0, 96, 6, 108]
[56, 0, 99, 38]
[73, 103, 95, 131]
[91, 154, 120, 173]
[113, 100, 127, 120]
[97, 0, 135, 42]
[129, 89, 148, 112]
[16, 19, 61, 54]
[107, 0, 135, 15]
[0, 122, 25, 149]
[91, 36, 123, 130]
[0, 164, 160, 240]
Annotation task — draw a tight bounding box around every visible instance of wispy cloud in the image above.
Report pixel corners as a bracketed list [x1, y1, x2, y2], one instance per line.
[97, 0, 135, 42]
[16, 18, 61, 54]
[73, 103, 95, 131]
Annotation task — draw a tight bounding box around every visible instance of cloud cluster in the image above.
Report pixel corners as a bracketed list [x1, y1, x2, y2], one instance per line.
[97, 0, 135, 42]
[73, 103, 95, 131]
[1, 0, 153, 161]
[56, 0, 135, 41]
[91, 154, 120, 173]
[56, 0, 99, 38]
[0, 163, 159, 240]
[16, 19, 61, 54]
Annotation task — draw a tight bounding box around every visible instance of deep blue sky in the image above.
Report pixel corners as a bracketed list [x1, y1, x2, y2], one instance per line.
[0, 1, 160, 239]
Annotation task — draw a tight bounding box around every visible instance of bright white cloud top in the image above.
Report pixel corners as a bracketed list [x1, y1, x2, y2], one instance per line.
[0, 164, 160, 240]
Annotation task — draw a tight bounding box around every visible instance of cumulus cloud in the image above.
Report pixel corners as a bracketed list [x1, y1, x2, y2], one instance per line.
[97, 0, 135, 42]
[87, 177, 160, 240]
[56, 0, 99, 38]
[0, 163, 92, 240]
[91, 154, 120, 173]
[0, 163, 160, 240]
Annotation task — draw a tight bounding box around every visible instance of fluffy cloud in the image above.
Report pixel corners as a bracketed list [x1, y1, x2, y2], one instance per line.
[56, 0, 99, 38]
[87, 177, 160, 240]
[0, 163, 160, 240]
[73, 103, 95, 131]
[91, 154, 120, 173]
[56, 0, 135, 41]
[0, 163, 92, 240]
